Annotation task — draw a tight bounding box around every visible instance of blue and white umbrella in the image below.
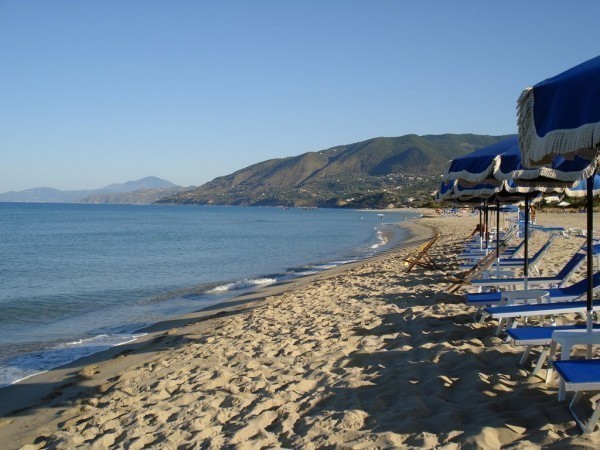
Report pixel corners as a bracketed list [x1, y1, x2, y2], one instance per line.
[443, 138, 514, 185]
[442, 139, 548, 281]
[517, 54, 600, 334]
[564, 175, 600, 197]
[444, 135, 587, 187]
[518, 55, 600, 169]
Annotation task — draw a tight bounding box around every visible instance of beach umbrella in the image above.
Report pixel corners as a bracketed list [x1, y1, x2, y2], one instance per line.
[440, 175, 542, 274]
[564, 174, 600, 198]
[444, 135, 588, 188]
[443, 138, 514, 185]
[518, 55, 600, 169]
[517, 54, 600, 334]
[443, 137, 559, 287]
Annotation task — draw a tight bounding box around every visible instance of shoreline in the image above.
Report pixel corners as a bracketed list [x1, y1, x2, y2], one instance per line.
[2, 212, 598, 447]
[0, 219, 434, 424]
[0, 208, 419, 391]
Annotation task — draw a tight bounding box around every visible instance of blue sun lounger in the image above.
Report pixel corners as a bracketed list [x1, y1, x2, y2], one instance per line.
[468, 272, 600, 324]
[484, 299, 600, 335]
[507, 325, 600, 378]
[459, 235, 554, 271]
[465, 253, 586, 309]
[459, 235, 524, 260]
[469, 251, 585, 292]
[481, 273, 600, 334]
[554, 359, 600, 433]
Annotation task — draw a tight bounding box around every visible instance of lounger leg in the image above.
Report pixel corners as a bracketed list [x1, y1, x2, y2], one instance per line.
[546, 341, 558, 385]
[558, 380, 566, 402]
[545, 366, 555, 385]
[532, 348, 549, 377]
[495, 318, 505, 336]
[568, 391, 600, 434]
[519, 346, 532, 366]
[584, 397, 600, 434]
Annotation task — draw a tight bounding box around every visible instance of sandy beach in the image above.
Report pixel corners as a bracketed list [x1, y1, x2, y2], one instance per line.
[1, 210, 599, 449]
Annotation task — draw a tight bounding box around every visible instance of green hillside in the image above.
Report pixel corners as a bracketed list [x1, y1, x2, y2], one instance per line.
[158, 133, 513, 208]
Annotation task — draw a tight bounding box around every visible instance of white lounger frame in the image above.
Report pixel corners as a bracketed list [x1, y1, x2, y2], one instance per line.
[551, 331, 600, 434]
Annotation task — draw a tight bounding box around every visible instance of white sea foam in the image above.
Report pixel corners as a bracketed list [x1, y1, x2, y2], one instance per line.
[370, 229, 388, 249]
[206, 277, 277, 294]
[0, 332, 147, 387]
[64, 333, 147, 347]
[310, 264, 338, 270]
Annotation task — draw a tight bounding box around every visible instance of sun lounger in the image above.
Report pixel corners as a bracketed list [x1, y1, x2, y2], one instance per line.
[467, 253, 586, 292]
[467, 289, 550, 323]
[448, 250, 503, 293]
[448, 223, 534, 293]
[553, 359, 600, 433]
[459, 235, 555, 272]
[484, 283, 600, 335]
[403, 233, 440, 272]
[457, 240, 524, 261]
[487, 300, 600, 321]
[507, 325, 600, 379]
[481, 273, 600, 334]
[466, 267, 594, 325]
[550, 331, 600, 433]
[459, 228, 522, 259]
[448, 236, 522, 294]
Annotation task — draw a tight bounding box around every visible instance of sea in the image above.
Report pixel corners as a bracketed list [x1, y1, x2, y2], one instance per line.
[0, 203, 419, 387]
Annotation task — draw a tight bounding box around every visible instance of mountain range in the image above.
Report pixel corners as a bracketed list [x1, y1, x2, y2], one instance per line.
[2, 133, 515, 208]
[158, 133, 514, 208]
[0, 176, 182, 204]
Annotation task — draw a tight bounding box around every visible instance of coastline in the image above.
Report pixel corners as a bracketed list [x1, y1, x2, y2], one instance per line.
[0, 206, 416, 390]
[2, 211, 597, 448]
[0, 217, 434, 445]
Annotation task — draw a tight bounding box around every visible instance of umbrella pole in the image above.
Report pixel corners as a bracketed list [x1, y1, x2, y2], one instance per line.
[485, 204, 490, 253]
[524, 195, 529, 293]
[479, 207, 483, 251]
[496, 200, 501, 272]
[587, 174, 594, 343]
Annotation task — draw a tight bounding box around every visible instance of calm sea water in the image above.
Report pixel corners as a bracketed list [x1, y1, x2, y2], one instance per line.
[0, 203, 418, 386]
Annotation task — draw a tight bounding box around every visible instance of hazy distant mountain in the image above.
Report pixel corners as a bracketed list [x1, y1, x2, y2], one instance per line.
[0, 187, 80, 203]
[0, 176, 179, 203]
[96, 176, 177, 194]
[158, 133, 514, 208]
[80, 186, 192, 204]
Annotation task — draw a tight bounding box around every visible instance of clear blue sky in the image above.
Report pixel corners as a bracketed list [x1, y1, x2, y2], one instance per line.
[2, 1, 600, 192]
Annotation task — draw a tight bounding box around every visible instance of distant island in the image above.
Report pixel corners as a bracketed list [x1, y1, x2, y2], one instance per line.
[157, 133, 514, 209]
[0, 176, 190, 204]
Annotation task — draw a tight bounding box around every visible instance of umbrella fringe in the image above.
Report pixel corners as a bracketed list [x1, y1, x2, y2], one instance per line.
[442, 157, 501, 183]
[517, 86, 600, 172]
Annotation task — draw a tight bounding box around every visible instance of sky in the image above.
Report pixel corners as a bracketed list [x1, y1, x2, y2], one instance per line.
[2, 1, 600, 192]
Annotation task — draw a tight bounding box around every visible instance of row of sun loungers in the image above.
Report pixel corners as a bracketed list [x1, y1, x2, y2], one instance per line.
[448, 223, 600, 433]
[462, 235, 556, 273]
[470, 251, 586, 291]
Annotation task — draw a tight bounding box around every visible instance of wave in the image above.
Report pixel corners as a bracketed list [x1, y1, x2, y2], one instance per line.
[0, 332, 146, 387]
[205, 277, 278, 294]
[370, 229, 388, 249]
